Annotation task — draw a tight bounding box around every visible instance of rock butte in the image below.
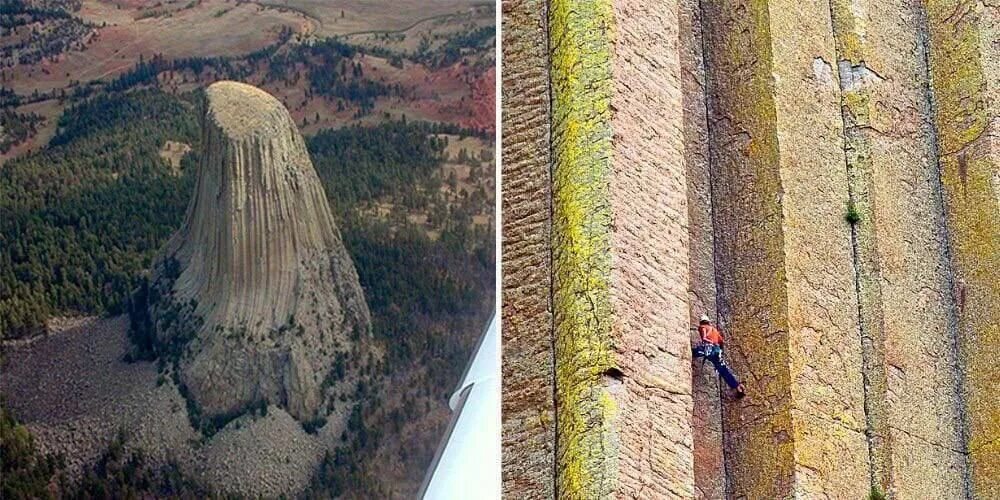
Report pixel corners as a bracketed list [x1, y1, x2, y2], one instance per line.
[502, 1, 998, 499]
[148, 81, 373, 422]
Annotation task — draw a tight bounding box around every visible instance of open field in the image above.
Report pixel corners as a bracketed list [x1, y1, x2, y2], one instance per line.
[2, 0, 493, 164]
[158, 140, 191, 173]
[255, 0, 488, 38]
[5, 0, 312, 95]
[342, 5, 493, 54]
[0, 99, 62, 165]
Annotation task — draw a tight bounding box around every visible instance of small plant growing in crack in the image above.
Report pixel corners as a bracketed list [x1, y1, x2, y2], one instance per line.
[845, 200, 861, 225]
[868, 486, 887, 500]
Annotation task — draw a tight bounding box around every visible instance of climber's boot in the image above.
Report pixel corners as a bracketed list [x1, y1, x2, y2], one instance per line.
[735, 383, 746, 399]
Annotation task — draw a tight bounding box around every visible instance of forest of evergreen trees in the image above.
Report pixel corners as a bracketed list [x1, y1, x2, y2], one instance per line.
[0, 0, 90, 67]
[0, 89, 200, 338]
[0, 10, 496, 489]
[0, 108, 43, 153]
[419, 25, 495, 68]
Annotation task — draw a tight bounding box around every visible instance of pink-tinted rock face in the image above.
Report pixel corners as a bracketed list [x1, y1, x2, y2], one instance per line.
[679, 0, 725, 497]
[923, 2, 1000, 497]
[501, 0, 994, 497]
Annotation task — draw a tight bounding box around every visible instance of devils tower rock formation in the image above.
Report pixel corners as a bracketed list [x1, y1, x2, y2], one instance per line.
[136, 81, 372, 423]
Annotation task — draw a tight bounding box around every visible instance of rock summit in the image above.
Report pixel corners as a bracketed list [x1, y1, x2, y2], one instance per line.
[142, 81, 372, 422]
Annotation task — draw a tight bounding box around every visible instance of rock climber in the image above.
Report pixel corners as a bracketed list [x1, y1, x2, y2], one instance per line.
[692, 314, 746, 398]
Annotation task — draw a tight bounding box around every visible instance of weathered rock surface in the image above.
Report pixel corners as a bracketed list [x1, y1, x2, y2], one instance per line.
[548, 0, 694, 497]
[148, 81, 372, 422]
[502, 0, 995, 498]
[500, 0, 556, 498]
[830, 0, 969, 496]
[700, 2, 872, 497]
[679, 0, 725, 497]
[924, 2, 1000, 497]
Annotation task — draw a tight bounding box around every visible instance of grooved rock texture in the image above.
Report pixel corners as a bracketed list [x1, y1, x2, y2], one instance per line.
[149, 81, 373, 422]
[924, 1, 1000, 497]
[693, 0, 871, 497]
[549, 0, 695, 497]
[830, 0, 970, 497]
[609, 1, 693, 497]
[679, 0, 725, 497]
[502, 1, 996, 498]
[500, 0, 555, 497]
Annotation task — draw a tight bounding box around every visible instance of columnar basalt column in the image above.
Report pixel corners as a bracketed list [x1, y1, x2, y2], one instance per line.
[549, 0, 695, 497]
[500, 0, 556, 497]
[146, 81, 373, 424]
[923, 1, 1000, 497]
[828, 0, 971, 497]
[679, 0, 725, 497]
[699, 0, 870, 497]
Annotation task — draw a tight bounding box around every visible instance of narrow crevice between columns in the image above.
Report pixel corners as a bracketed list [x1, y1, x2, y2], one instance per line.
[688, 0, 731, 496]
[542, 0, 558, 493]
[914, 4, 974, 497]
[824, 1, 894, 495]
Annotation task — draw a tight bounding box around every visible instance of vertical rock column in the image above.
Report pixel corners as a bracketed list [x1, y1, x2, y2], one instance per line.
[699, 0, 870, 497]
[500, 0, 556, 497]
[829, 0, 970, 497]
[679, 0, 725, 498]
[923, 1, 1000, 497]
[550, 0, 695, 497]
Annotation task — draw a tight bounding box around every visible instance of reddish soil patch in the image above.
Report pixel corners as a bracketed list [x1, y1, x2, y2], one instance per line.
[466, 67, 495, 132]
[411, 63, 495, 133]
[8, 0, 311, 94]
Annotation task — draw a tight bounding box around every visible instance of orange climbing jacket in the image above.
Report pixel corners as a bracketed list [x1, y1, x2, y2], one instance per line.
[698, 323, 724, 346]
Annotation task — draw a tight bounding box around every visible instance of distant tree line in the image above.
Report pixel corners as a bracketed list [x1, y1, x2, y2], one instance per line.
[0, 86, 19, 107]
[103, 31, 402, 116]
[0, 0, 77, 29]
[423, 25, 495, 68]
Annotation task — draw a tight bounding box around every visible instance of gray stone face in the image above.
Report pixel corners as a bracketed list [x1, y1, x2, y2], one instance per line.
[148, 81, 373, 422]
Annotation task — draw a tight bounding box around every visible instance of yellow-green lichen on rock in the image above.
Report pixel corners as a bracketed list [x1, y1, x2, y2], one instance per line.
[828, 1, 893, 495]
[924, 1, 1000, 497]
[768, 0, 871, 495]
[698, 0, 798, 498]
[548, 0, 619, 497]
